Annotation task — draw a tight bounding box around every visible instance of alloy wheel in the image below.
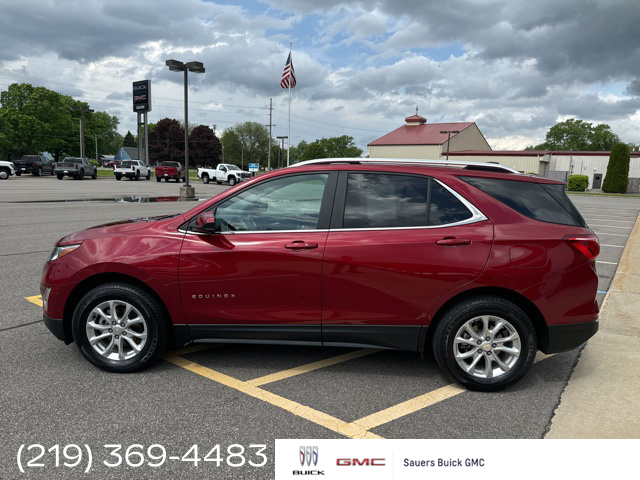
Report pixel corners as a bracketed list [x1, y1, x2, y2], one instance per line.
[85, 300, 148, 361]
[453, 315, 521, 379]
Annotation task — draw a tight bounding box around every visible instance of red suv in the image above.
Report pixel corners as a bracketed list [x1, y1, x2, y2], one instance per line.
[41, 159, 599, 391]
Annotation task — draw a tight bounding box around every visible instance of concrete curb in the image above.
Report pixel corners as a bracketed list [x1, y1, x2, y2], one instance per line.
[545, 213, 640, 438]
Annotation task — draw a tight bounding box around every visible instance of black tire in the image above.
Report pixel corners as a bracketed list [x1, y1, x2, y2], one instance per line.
[156, 176, 161, 182]
[216, 181, 222, 185]
[228, 176, 236, 186]
[92, 170, 97, 179]
[146, 171, 150, 180]
[115, 174, 122, 181]
[57, 173, 64, 180]
[15, 171, 22, 176]
[202, 173, 210, 184]
[176, 176, 180, 183]
[0, 168, 9, 180]
[135, 171, 140, 181]
[50, 168, 55, 176]
[33, 167, 41, 176]
[79, 169, 85, 180]
[432, 296, 536, 392]
[72, 282, 168, 373]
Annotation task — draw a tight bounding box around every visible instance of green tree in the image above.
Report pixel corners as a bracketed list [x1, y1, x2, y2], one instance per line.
[602, 143, 631, 193]
[532, 118, 621, 151]
[299, 135, 363, 161]
[221, 121, 272, 168]
[0, 83, 119, 161]
[122, 130, 137, 147]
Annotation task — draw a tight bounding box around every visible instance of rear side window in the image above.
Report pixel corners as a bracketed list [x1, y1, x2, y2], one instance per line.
[342, 173, 473, 228]
[461, 176, 587, 227]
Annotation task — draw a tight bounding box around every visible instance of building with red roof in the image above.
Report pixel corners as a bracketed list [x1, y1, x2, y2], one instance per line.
[368, 113, 491, 159]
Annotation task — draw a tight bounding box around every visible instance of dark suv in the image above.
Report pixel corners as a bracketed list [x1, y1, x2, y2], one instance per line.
[41, 159, 599, 391]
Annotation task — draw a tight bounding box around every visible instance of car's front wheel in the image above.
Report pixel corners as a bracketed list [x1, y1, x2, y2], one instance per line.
[72, 283, 168, 372]
[432, 296, 536, 392]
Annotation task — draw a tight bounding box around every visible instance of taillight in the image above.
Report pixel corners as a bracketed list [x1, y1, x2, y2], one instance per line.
[132, 166, 135, 171]
[564, 235, 600, 261]
[75, 164, 78, 170]
[52, 163, 56, 169]
[33, 162, 37, 167]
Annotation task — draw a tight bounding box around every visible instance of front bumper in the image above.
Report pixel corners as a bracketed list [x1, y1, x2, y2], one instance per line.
[541, 321, 599, 354]
[43, 313, 73, 344]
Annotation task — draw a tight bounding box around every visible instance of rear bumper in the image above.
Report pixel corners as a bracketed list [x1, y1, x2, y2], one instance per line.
[541, 321, 599, 354]
[43, 313, 72, 344]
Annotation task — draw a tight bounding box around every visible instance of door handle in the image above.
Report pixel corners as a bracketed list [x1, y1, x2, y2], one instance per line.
[436, 237, 471, 246]
[285, 241, 319, 250]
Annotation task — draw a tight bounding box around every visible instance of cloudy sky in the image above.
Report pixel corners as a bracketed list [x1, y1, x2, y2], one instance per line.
[1, 0, 639, 151]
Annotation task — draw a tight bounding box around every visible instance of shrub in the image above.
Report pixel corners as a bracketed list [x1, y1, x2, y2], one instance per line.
[567, 175, 588, 191]
[602, 143, 631, 193]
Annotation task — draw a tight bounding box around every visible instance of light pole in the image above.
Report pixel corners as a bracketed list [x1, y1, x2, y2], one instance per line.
[70, 106, 94, 158]
[276, 136, 288, 169]
[166, 59, 205, 197]
[439, 130, 459, 161]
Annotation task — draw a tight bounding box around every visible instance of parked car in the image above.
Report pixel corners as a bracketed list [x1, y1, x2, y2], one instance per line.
[54, 157, 97, 180]
[12, 155, 55, 176]
[197, 163, 251, 186]
[114, 160, 151, 181]
[155, 161, 185, 182]
[104, 159, 122, 169]
[41, 159, 599, 391]
[0, 160, 16, 180]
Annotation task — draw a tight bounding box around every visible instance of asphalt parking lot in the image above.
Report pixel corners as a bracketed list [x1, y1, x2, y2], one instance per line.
[1, 174, 638, 478]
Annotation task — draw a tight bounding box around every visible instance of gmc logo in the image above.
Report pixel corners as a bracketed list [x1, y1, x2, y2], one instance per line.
[336, 458, 385, 466]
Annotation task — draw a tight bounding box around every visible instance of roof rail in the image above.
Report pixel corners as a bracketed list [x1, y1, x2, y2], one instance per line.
[289, 158, 520, 173]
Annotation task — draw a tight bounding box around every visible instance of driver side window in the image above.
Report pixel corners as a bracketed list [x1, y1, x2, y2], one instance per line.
[214, 174, 328, 232]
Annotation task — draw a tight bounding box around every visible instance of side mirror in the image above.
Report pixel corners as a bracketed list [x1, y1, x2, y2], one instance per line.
[194, 211, 217, 233]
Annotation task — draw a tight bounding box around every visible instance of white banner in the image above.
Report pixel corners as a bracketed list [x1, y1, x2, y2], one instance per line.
[275, 438, 639, 479]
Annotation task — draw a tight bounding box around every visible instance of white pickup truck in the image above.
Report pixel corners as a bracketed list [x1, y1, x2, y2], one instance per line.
[0, 160, 16, 180]
[197, 163, 252, 186]
[114, 160, 151, 181]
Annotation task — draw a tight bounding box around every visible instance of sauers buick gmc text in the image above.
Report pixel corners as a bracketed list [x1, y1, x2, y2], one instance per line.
[41, 158, 600, 391]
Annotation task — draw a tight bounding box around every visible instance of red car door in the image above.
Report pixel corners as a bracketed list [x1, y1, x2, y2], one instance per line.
[179, 172, 336, 344]
[322, 172, 494, 350]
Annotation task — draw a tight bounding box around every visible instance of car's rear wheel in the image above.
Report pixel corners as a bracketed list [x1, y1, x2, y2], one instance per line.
[57, 173, 64, 180]
[33, 167, 41, 176]
[135, 171, 140, 181]
[79, 169, 85, 180]
[202, 173, 209, 184]
[115, 174, 122, 181]
[146, 171, 150, 180]
[156, 176, 161, 182]
[432, 296, 536, 392]
[72, 283, 168, 373]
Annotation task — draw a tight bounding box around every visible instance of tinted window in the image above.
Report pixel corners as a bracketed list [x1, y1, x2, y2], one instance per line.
[343, 173, 428, 228]
[461, 176, 586, 227]
[161, 162, 180, 167]
[539, 183, 587, 227]
[122, 161, 136, 167]
[214, 174, 328, 232]
[428, 181, 474, 226]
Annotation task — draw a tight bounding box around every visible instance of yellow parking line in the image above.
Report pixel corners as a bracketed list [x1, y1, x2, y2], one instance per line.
[352, 384, 466, 430]
[350, 352, 556, 431]
[246, 348, 381, 387]
[163, 353, 383, 439]
[25, 295, 43, 307]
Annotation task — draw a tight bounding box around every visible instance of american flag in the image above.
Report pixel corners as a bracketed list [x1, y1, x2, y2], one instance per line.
[280, 52, 296, 89]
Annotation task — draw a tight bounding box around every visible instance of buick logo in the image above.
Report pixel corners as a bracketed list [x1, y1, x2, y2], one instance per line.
[300, 446, 318, 467]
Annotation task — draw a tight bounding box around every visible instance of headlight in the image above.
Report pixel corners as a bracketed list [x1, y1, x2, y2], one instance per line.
[50, 244, 81, 261]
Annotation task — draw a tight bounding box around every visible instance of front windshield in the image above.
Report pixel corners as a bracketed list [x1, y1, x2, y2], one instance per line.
[227, 165, 240, 170]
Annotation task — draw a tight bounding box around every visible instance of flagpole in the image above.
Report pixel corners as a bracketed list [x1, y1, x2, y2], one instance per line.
[287, 43, 292, 167]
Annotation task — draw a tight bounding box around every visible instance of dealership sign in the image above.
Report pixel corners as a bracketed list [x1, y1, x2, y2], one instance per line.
[132, 80, 151, 112]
